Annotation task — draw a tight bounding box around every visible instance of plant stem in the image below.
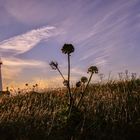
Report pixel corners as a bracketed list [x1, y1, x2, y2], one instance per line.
[77, 73, 93, 108]
[56, 67, 65, 81]
[84, 73, 93, 93]
[68, 53, 72, 107]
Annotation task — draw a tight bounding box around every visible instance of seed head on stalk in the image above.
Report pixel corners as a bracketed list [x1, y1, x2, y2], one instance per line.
[76, 81, 81, 88]
[49, 61, 58, 70]
[87, 66, 98, 74]
[77, 66, 98, 108]
[61, 44, 75, 107]
[61, 44, 74, 55]
[81, 76, 88, 84]
[49, 61, 65, 81]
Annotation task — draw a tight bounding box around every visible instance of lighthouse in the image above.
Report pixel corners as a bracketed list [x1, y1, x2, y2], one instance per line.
[0, 58, 3, 93]
[0, 59, 10, 96]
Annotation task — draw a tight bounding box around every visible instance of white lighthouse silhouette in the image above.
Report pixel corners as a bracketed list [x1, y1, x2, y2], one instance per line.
[0, 58, 3, 92]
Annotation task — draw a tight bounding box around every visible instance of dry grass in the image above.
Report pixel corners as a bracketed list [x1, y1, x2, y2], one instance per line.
[0, 79, 140, 140]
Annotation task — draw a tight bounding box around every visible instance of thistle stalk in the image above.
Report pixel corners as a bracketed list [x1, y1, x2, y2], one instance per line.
[61, 44, 74, 107]
[57, 67, 65, 81]
[68, 53, 73, 106]
[77, 73, 93, 108]
[49, 61, 65, 81]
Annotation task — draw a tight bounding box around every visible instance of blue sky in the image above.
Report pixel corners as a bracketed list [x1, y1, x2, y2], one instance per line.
[0, 0, 140, 89]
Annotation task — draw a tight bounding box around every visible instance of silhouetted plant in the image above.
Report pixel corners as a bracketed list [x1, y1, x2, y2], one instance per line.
[63, 80, 69, 87]
[88, 66, 98, 74]
[50, 44, 98, 112]
[80, 76, 88, 92]
[72, 81, 82, 103]
[61, 44, 75, 107]
[86, 66, 98, 90]
[76, 81, 81, 88]
[61, 44, 74, 54]
[77, 66, 98, 107]
[50, 61, 65, 81]
[81, 76, 88, 84]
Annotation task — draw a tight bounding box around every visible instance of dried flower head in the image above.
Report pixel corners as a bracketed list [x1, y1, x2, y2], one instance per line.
[25, 83, 28, 86]
[63, 80, 69, 87]
[76, 81, 81, 87]
[81, 76, 88, 83]
[49, 61, 58, 70]
[88, 66, 98, 74]
[61, 44, 74, 54]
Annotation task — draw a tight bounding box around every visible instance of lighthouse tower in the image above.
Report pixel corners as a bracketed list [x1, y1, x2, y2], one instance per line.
[0, 58, 3, 92]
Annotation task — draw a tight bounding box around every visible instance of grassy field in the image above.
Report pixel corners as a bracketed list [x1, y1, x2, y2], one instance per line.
[0, 79, 140, 140]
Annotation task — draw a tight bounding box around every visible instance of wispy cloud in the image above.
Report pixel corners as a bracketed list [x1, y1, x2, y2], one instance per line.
[3, 66, 22, 80]
[0, 26, 56, 82]
[3, 57, 46, 67]
[2, 57, 46, 81]
[0, 26, 55, 54]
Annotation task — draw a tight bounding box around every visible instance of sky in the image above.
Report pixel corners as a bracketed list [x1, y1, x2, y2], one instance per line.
[0, 0, 140, 89]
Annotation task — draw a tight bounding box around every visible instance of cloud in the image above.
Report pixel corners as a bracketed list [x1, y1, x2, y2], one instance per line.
[3, 57, 46, 67]
[4, 0, 48, 24]
[2, 57, 47, 82]
[71, 67, 86, 76]
[0, 25, 57, 82]
[0, 25, 57, 83]
[0, 26, 56, 54]
[3, 66, 22, 80]
[94, 57, 107, 66]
